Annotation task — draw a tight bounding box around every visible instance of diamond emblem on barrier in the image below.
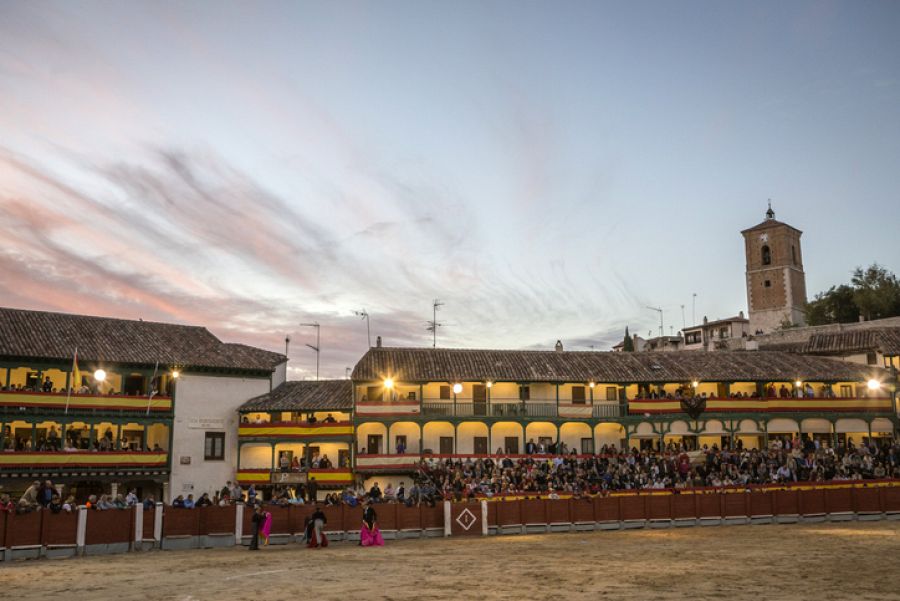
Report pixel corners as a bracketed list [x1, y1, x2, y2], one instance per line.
[456, 507, 477, 531]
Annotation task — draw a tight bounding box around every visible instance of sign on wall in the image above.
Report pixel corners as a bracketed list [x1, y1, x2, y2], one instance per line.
[188, 417, 226, 430]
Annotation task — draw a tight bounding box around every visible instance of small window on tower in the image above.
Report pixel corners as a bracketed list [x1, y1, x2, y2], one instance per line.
[764, 280, 771, 288]
[761, 245, 771, 266]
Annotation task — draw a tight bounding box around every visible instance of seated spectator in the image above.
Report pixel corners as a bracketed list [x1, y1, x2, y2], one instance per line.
[62, 495, 76, 512]
[196, 493, 213, 507]
[183, 494, 195, 509]
[172, 495, 186, 508]
[323, 413, 336, 423]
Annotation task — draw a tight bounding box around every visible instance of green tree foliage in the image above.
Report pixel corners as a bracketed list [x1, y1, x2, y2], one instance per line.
[623, 327, 634, 352]
[804, 263, 900, 325]
[805, 285, 859, 326]
[851, 263, 900, 321]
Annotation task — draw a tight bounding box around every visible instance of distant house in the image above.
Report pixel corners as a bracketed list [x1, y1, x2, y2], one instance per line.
[682, 312, 750, 351]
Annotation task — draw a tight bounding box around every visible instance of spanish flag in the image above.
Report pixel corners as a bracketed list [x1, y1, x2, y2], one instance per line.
[65, 347, 80, 414]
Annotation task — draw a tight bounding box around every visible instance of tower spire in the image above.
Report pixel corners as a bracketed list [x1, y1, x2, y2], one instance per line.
[766, 199, 775, 220]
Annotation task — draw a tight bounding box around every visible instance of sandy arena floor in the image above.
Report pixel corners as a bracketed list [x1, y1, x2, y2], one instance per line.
[3, 522, 899, 600]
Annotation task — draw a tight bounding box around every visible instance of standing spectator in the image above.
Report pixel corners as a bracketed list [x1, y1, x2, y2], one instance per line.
[307, 477, 318, 503]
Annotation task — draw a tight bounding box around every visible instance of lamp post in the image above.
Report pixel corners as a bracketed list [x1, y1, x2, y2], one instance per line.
[300, 322, 320, 380]
[354, 310, 371, 348]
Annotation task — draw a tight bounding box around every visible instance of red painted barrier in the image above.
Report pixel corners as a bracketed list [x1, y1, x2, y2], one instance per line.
[85, 509, 133, 545]
[799, 489, 826, 515]
[420, 504, 444, 530]
[162, 508, 200, 537]
[41, 511, 78, 546]
[852, 488, 882, 513]
[620, 496, 647, 521]
[5, 511, 42, 547]
[397, 504, 422, 530]
[824, 488, 853, 514]
[0, 512, 6, 546]
[696, 493, 721, 518]
[496, 500, 522, 526]
[142, 507, 155, 538]
[749, 492, 774, 516]
[343, 505, 364, 531]
[881, 487, 900, 512]
[775, 489, 799, 515]
[546, 499, 570, 524]
[646, 495, 672, 520]
[521, 498, 546, 524]
[378, 503, 398, 531]
[672, 494, 697, 519]
[569, 498, 595, 523]
[594, 496, 620, 522]
[723, 492, 749, 517]
[199, 506, 235, 535]
[486, 501, 498, 527]
[319, 505, 342, 532]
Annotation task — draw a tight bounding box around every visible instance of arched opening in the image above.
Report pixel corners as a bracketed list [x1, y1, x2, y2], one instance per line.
[524, 422, 558, 453]
[761, 245, 771, 265]
[356, 422, 388, 455]
[559, 422, 592, 454]
[490, 422, 524, 455]
[387, 421, 421, 454]
[456, 421, 490, 454]
[594, 423, 626, 451]
[422, 421, 455, 455]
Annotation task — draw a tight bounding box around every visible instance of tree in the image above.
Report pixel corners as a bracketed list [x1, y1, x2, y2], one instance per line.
[622, 327, 634, 352]
[851, 263, 900, 321]
[804, 263, 900, 325]
[804, 285, 859, 326]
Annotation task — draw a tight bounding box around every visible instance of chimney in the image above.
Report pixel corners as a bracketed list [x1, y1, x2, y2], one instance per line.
[703, 316, 708, 325]
[555, 340, 563, 352]
[376, 336, 382, 348]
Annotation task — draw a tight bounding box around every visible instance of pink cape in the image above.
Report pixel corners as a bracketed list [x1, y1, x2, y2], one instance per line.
[261, 512, 273, 538]
[360, 522, 385, 547]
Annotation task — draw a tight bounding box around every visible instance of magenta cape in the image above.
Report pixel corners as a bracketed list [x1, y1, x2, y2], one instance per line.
[261, 512, 272, 538]
[361, 522, 385, 547]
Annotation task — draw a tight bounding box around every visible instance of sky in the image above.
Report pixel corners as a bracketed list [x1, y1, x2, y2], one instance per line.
[1, 1, 899, 380]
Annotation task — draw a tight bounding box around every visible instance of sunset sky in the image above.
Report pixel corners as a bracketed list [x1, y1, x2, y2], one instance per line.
[1, 1, 898, 379]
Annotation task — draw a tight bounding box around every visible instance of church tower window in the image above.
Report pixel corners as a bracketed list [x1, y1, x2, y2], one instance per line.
[761, 245, 771, 266]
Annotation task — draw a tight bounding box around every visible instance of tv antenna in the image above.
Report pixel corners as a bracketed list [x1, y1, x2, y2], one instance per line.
[353, 309, 371, 348]
[426, 299, 445, 348]
[645, 306, 664, 337]
[300, 322, 320, 380]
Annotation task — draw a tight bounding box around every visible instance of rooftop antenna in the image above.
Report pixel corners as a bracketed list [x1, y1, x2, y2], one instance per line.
[692, 293, 697, 325]
[285, 335, 291, 356]
[354, 309, 371, 348]
[300, 322, 320, 380]
[680, 305, 686, 329]
[645, 306, 664, 337]
[426, 299, 445, 348]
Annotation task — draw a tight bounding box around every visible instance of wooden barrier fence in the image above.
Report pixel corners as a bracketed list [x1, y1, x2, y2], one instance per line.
[1, 481, 899, 561]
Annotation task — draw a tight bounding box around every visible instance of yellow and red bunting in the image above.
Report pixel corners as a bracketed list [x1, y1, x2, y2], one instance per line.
[0, 391, 172, 412]
[238, 422, 354, 439]
[628, 397, 892, 415]
[0, 451, 167, 468]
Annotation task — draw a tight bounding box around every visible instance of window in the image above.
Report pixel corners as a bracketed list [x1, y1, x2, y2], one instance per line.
[866, 352, 877, 366]
[439, 385, 451, 400]
[605, 386, 618, 401]
[685, 331, 702, 344]
[407, 391, 417, 400]
[518, 385, 530, 401]
[204, 432, 225, 461]
[764, 280, 771, 288]
[761, 245, 771, 265]
[581, 438, 594, 454]
[571, 385, 586, 404]
[365, 386, 383, 402]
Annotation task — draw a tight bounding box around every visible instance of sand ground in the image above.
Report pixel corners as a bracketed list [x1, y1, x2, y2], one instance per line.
[2, 521, 899, 600]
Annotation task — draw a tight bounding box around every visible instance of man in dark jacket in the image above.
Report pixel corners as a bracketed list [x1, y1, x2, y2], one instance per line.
[249, 505, 265, 551]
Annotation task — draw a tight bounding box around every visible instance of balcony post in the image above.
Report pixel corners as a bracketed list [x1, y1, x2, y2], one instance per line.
[31, 421, 36, 450]
[555, 384, 560, 418]
[453, 387, 457, 417]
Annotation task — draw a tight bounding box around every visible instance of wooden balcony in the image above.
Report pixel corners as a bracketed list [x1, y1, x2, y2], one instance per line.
[0, 390, 172, 413]
[238, 421, 353, 440]
[628, 396, 894, 415]
[0, 450, 168, 471]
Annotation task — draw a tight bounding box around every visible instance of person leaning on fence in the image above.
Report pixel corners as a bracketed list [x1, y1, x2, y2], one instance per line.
[249, 504, 266, 551]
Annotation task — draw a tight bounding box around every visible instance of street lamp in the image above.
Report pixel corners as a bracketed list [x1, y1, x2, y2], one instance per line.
[452, 383, 463, 395]
[93, 369, 106, 382]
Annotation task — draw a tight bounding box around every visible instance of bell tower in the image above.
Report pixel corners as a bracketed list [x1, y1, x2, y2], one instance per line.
[741, 203, 807, 333]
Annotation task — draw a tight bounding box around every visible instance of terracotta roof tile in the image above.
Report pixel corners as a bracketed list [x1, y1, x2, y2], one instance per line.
[239, 380, 352, 412]
[351, 347, 881, 383]
[0, 307, 285, 372]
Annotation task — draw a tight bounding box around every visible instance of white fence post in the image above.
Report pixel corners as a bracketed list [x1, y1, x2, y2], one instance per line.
[134, 503, 143, 549]
[76, 506, 87, 555]
[443, 501, 451, 537]
[153, 502, 164, 546]
[481, 500, 489, 536]
[234, 502, 244, 544]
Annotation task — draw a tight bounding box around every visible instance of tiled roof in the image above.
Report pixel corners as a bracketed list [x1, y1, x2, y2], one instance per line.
[239, 380, 352, 412]
[0, 307, 285, 372]
[741, 218, 800, 234]
[351, 347, 882, 383]
[804, 328, 900, 357]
